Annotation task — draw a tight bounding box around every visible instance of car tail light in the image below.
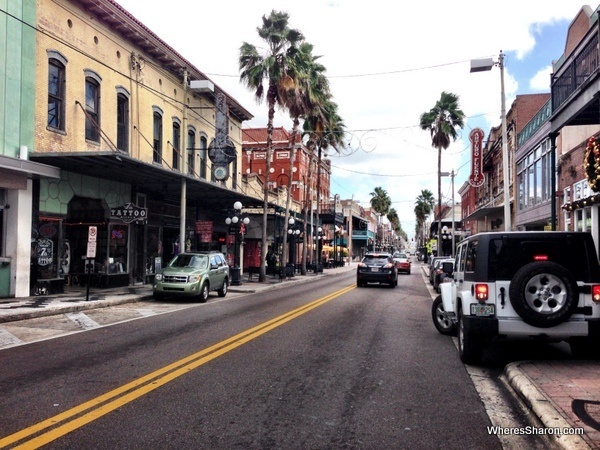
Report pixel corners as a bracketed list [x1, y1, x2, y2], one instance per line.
[593, 285, 600, 303]
[384, 263, 394, 269]
[475, 284, 488, 301]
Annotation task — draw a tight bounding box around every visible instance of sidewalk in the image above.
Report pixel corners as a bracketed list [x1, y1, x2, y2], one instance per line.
[2, 261, 600, 448]
[420, 260, 600, 449]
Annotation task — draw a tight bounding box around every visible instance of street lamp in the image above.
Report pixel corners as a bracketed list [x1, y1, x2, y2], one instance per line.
[441, 170, 455, 257]
[470, 51, 511, 231]
[287, 217, 301, 271]
[225, 201, 250, 286]
[441, 225, 451, 256]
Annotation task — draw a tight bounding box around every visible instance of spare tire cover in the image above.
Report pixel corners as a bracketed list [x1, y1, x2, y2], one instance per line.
[508, 261, 579, 328]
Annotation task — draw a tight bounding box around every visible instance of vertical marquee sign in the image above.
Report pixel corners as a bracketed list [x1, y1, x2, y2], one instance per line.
[469, 128, 485, 187]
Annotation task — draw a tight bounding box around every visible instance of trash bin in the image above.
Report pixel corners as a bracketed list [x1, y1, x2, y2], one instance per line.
[0, 258, 11, 297]
[230, 266, 242, 286]
[285, 263, 295, 277]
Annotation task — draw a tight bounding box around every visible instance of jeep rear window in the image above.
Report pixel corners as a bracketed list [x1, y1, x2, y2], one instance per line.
[488, 237, 591, 280]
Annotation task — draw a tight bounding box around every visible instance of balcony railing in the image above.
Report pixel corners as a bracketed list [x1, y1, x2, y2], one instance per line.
[552, 31, 599, 112]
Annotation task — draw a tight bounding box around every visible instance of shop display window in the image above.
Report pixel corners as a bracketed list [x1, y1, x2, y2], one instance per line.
[107, 224, 128, 273]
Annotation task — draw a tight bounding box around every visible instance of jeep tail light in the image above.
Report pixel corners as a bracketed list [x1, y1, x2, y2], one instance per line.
[533, 254, 548, 261]
[593, 285, 600, 303]
[475, 284, 488, 301]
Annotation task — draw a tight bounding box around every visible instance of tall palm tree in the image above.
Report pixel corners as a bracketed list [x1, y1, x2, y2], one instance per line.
[239, 10, 304, 281]
[303, 99, 345, 269]
[280, 42, 326, 272]
[370, 187, 391, 250]
[414, 189, 435, 246]
[419, 92, 464, 255]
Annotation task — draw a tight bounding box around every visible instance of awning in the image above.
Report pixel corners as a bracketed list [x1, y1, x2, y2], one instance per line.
[0, 154, 60, 179]
[463, 205, 504, 221]
[29, 151, 265, 219]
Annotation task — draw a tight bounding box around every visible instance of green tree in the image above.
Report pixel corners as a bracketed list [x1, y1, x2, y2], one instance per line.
[239, 10, 304, 281]
[419, 92, 464, 252]
[414, 189, 435, 246]
[370, 187, 391, 250]
[303, 99, 345, 267]
[281, 42, 327, 273]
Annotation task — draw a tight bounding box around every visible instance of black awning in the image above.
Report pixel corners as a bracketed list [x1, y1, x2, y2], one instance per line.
[29, 151, 264, 212]
[463, 205, 503, 221]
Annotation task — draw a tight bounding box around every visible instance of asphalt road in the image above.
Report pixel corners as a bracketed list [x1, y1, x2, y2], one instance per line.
[0, 269, 526, 449]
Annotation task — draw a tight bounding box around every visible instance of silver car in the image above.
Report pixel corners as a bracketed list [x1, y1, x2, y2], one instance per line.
[153, 252, 229, 302]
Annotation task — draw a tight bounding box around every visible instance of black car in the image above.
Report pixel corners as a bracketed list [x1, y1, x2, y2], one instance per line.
[357, 252, 398, 288]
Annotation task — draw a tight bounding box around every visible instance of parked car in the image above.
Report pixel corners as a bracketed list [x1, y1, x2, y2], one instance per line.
[436, 232, 600, 364]
[392, 251, 411, 274]
[357, 252, 398, 288]
[433, 259, 454, 293]
[153, 251, 229, 302]
[428, 257, 448, 285]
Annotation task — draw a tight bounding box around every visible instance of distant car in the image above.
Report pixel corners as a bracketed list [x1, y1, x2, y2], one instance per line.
[357, 252, 398, 288]
[153, 251, 229, 302]
[392, 251, 411, 274]
[433, 259, 454, 293]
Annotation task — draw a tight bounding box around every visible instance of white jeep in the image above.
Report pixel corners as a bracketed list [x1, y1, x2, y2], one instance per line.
[433, 231, 600, 364]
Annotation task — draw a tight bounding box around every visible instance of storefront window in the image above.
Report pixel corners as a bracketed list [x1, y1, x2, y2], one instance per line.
[34, 218, 64, 281]
[107, 224, 128, 273]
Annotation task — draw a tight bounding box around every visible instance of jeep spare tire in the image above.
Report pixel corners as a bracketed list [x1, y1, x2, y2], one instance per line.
[508, 261, 578, 328]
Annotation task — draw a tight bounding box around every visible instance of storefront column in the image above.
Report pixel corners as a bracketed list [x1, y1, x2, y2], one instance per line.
[7, 180, 33, 297]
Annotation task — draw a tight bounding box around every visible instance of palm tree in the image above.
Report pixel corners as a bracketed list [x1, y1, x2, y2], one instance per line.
[280, 42, 326, 273]
[303, 99, 345, 269]
[414, 189, 435, 246]
[370, 187, 391, 250]
[239, 10, 304, 281]
[419, 92, 464, 255]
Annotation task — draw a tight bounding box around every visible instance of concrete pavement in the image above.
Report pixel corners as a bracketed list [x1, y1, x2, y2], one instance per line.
[2, 261, 600, 448]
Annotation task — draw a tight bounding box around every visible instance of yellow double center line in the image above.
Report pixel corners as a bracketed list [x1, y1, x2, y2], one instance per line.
[1, 284, 355, 449]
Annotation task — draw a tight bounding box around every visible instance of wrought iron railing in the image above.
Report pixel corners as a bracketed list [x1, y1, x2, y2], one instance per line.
[552, 31, 599, 112]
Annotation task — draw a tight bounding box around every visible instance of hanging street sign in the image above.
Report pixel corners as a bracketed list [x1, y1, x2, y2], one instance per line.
[110, 203, 148, 223]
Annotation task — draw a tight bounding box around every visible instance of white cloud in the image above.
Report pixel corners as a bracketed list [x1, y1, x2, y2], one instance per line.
[529, 65, 554, 91]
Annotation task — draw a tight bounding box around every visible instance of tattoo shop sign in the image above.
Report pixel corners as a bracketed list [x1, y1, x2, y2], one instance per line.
[111, 203, 148, 224]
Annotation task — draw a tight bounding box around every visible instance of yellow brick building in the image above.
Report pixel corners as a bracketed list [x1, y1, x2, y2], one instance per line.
[29, 0, 259, 290]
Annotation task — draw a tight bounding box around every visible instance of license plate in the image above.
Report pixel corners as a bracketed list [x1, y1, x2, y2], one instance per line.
[470, 304, 495, 317]
[370, 267, 380, 272]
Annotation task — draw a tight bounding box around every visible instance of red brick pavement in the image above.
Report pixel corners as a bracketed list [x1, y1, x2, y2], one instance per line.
[506, 360, 600, 449]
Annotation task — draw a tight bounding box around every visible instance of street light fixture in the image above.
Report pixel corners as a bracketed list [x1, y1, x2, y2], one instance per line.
[440, 170, 455, 257]
[225, 201, 249, 286]
[470, 51, 511, 231]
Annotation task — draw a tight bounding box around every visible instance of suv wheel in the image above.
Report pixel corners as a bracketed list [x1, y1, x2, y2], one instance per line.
[432, 296, 456, 336]
[217, 279, 228, 297]
[509, 261, 578, 328]
[198, 283, 209, 303]
[457, 306, 484, 365]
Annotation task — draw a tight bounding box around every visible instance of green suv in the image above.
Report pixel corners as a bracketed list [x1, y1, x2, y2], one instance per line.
[153, 252, 229, 302]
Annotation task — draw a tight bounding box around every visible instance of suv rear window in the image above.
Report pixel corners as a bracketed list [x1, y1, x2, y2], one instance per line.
[363, 255, 391, 264]
[488, 237, 591, 280]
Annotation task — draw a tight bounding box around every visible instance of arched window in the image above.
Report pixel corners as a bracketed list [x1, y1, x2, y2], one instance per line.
[48, 58, 66, 130]
[199, 135, 208, 179]
[84, 71, 102, 142]
[116, 87, 130, 152]
[172, 119, 181, 170]
[153, 108, 163, 164]
[187, 127, 196, 175]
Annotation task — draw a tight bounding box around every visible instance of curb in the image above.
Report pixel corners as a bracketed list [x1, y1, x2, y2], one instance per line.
[504, 361, 591, 450]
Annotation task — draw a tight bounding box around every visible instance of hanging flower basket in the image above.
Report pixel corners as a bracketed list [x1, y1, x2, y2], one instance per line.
[584, 135, 600, 192]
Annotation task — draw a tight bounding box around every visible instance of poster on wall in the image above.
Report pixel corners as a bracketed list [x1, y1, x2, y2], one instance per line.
[37, 238, 53, 266]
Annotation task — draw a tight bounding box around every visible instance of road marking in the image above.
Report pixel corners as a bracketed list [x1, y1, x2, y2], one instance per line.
[65, 312, 100, 330]
[0, 327, 23, 347]
[0, 284, 356, 449]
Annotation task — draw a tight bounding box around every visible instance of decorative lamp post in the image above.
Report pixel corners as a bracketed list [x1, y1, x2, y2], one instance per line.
[225, 201, 249, 286]
[441, 225, 451, 256]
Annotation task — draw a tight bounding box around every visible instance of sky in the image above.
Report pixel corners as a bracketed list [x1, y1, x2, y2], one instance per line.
[114, 0, 590, 240]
